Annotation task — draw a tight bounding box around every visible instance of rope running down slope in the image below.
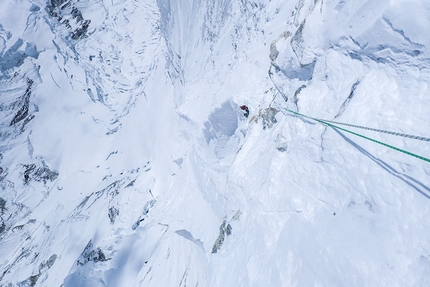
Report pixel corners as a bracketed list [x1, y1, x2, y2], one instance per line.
[285, 109, 430, 164]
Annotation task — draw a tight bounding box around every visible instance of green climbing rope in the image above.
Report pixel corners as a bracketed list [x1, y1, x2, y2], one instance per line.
[321, 119, 430, 142]
[285, 109, 430, 163]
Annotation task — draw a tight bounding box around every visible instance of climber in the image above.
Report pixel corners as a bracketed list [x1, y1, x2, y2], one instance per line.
[240, 105, 249, 118]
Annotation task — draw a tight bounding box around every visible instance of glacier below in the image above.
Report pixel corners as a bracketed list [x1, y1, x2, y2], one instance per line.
[1, 0, 430, 286]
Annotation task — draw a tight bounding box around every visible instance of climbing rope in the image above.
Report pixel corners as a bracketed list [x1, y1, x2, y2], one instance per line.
[322, 119, 430, 142]
[285, 109, 430, 163]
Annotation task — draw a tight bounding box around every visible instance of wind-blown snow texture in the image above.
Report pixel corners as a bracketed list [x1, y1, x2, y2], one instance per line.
[1, 0, 430, 286]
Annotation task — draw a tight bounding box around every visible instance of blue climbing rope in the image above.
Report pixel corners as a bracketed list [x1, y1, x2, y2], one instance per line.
[321, 119, 430, 142]
[285, 109, 430, 163]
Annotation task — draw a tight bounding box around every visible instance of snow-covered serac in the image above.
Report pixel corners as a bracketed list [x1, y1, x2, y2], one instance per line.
[1, 0, 430, 286]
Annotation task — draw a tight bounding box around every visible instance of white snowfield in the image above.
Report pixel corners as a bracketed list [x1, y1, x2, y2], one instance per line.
[0, 0, 430, 286]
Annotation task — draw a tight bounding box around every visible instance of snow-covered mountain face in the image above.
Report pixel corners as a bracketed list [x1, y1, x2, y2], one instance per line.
[1, 0, 430, 286]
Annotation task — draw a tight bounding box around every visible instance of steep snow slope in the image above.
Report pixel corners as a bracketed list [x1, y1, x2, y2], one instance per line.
[0, 0, 430, 286]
